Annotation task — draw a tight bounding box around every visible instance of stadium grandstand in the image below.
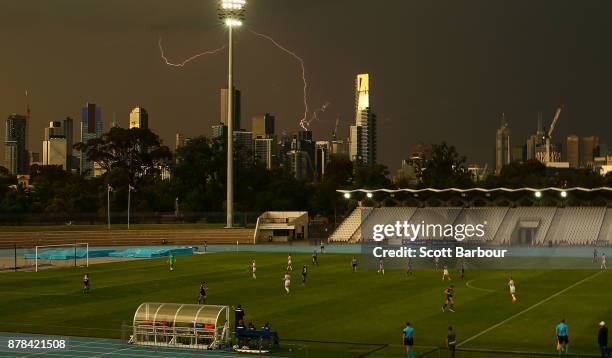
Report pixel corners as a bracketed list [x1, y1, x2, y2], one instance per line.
[331, 187, 612, 246]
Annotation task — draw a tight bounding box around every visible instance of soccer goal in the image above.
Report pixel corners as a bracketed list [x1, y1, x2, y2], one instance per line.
[27, 243, 89, 272]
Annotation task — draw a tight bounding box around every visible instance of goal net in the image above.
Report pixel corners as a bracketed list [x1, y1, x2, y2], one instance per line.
[24, 243, 89, 272]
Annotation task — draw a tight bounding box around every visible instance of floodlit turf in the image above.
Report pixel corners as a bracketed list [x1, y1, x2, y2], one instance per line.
[0, 252, 609, 357]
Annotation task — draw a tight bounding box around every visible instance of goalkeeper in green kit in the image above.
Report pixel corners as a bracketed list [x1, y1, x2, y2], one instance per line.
[167, 253, 176, 271]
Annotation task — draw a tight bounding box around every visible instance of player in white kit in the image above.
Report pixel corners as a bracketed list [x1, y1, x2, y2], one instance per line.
[442, 266, 451, 281]
[251, 260, 257, 279]
[283, 272, 291, 294]
[508, 276, 517, 302]
[601, 253, 607, 270]
[287, 254, 293, 271]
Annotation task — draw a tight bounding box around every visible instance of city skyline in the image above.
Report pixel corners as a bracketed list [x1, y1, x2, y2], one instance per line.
[1, 0, 612, 172]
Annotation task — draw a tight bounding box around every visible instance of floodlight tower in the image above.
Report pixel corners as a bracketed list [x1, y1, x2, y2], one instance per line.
[218, 0, 246, 228]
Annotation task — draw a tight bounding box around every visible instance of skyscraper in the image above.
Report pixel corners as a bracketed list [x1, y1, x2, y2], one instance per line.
[495, 115, 511, 174]
[129, 107, 149, 130]
[254, 138, 275, 169]
[4, 114, 28, 175]
[80, 102, 103, 177]
[582, 135, 600, 168]
[566, 135, 580, 168]
[252, 113, 275, 138]
[220, 87, 241, 130]
[42, 121, 68, 169]
[315, 140, 331, 180]
[349, 74, 377, 165]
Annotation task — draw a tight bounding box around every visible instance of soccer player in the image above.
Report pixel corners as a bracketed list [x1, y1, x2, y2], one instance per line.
[301, 265, 308, 284]
[378, 259, 385, 275]
[197, 282, 207, 304]
[320, 240, 325, 254]
[442, 265, 451, 281]
[251, 260, 257, 279]
[167, 254, 176, 271]
[434, 256, 440, 270]
[601, 253, 607, 270]
[83, 273, 90, 294]
[593, 248, 598, 263]
[442, 285, 455, 312]
[283, 272, 291, 294]
[459, 261, 465, 281]
[312, 251, 318, 266]
[402, 321, 415, 358]
[407, 257, 414, 276]
[287, 254, 293, 271]
[556, 319, 570, 355]
[351, 256, 358, 273]
[508, 276, 517, 302]
[234, 304, 245, 327]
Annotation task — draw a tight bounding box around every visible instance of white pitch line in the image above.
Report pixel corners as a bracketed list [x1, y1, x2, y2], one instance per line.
[465, 279, 495, 293]
[458, 270, 604, 347]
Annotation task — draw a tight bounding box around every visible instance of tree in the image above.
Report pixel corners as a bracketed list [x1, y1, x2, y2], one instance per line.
[74, 127, 172, 186]
[416, 142, 472, 188]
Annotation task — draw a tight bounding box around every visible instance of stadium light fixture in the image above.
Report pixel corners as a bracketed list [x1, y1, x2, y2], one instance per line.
[344, 193, 351, 199]
[560, 191, 567, 198]
[366, 192, 373, 198]
[534, 191, 542, 198]
[218, 0, 246, 228]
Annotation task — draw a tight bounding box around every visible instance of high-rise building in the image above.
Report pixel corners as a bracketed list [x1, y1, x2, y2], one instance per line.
[566, 135, 580, 168]
[80, 102, 103, 177]
[233, 130, 253, 157]
[254, 138, 275, 169]
[349, 74, 377, 165]
[129, 107, 149, 130]
[495, 115, 511, 174]
[315, 141, 331, 180]
[287, 131, 315, 180]
[220, 87, 241, 130]
[212, 124, 228, 140]
[252, 113, 275, 138]
[4, 114, 28, 175]
[512, 144, 526, 163]
[330, 140, 348, 160]
[581, 135, 600, 168]
[42, 121, 68, 169]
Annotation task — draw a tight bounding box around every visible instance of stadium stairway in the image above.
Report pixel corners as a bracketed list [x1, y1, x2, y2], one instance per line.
[0, 229, 255, 248]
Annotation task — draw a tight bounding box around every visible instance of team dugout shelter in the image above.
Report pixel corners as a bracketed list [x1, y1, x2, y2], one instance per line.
[132, 303, 230, 350]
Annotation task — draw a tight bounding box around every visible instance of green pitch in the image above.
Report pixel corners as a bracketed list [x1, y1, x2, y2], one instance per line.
[0, 252, 609, 357]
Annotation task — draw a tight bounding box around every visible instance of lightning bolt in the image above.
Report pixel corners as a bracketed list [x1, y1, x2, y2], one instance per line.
[158, 35, 226, 67]
[248, 29, 309, 131]
[306, 101, 331, 128]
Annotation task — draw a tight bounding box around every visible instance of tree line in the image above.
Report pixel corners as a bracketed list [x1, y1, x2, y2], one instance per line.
[0, 128, 609, 219]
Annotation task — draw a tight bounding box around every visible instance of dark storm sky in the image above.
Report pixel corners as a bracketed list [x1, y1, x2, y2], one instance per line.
[1, 0, 611, 171]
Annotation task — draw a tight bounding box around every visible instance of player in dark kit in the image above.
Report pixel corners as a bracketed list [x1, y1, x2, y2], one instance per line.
[442, 285, 455, 312]
[312, 251, 318, 266]
[301, 265, 308, 284]
[234, 304, 245, 327]
[197, 282, 207, 304]
[82, 273, 90, 294]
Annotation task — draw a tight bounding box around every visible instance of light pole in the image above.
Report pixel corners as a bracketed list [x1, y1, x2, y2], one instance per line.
[107, 185, 113, 230]
[219, 0, 246, 229]
[128, 185, 134, 230]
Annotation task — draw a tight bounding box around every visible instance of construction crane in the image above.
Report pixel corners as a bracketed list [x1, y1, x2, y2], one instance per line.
[332, 115, 340, 140]
[544, 105, 563, 164]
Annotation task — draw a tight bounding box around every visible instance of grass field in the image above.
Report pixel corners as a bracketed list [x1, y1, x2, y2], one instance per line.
[0, 251, 609, 357]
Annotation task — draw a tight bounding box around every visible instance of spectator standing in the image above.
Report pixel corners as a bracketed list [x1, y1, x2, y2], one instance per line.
[447, 326, 456, 357]
[599, 321, 608, 358]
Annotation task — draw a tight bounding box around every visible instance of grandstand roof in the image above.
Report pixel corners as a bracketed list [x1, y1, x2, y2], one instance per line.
[337, 187, 612, 194]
